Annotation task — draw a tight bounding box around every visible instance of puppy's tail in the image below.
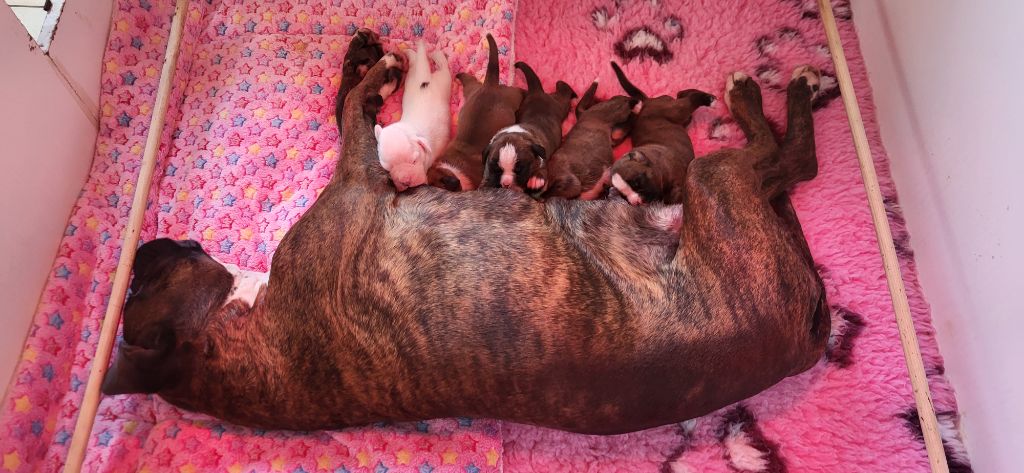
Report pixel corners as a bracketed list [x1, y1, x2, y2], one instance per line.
[485, 34, 500, 86]
[515, 61, 543, 93]
[575, 80, 599, 118]
[555, 81, 577, 100]
[611, 61, 648, 100]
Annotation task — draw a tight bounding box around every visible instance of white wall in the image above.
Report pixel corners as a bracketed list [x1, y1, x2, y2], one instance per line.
[0, 2, 112, 397]
[853, 2, 1024, 471]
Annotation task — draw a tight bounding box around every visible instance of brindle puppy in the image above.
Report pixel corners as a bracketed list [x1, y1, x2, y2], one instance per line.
[480, 62, 575, 196]
[427, 34, 524, 192]
[544, 81, 638, 200]
[102, 33, 830, 435]
[608, 61, 714, 205]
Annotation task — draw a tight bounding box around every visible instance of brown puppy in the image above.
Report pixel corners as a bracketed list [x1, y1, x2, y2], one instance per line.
[426, 34, 524, 192]
[101, 32, 830, 436]
[544, 81, 638, 200]
[480, 61, 575, 196]
[608, 61, 714, 205]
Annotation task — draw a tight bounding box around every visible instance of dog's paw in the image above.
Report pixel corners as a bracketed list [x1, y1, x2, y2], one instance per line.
[791, 64, 821, 99]
[378, 53, 405, 99]
[344, 28, 384, 79]
[724, 72, 751, 112]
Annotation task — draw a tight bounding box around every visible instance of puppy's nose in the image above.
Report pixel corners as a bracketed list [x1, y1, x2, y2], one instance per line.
[500, 175, 514, 188]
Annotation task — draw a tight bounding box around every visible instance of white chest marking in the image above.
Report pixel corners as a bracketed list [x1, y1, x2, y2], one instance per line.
[219, 262, 269, 307]
[498, 143, 518, 188]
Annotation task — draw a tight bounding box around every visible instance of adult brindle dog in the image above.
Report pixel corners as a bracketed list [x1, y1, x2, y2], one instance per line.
[101, 31, 830, 435]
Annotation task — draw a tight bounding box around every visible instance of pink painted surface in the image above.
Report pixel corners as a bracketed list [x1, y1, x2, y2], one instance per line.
[854, 2, 1024, 471]
[0, 6, 100, 400]
[0, 0, 971, 472]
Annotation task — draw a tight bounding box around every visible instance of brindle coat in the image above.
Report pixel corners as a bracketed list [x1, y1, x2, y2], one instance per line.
[102, 32, 830, 435]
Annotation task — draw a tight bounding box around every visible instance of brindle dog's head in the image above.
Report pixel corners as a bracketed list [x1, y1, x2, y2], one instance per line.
[101, 238, 232, 395]
[481, 130, 548, 195]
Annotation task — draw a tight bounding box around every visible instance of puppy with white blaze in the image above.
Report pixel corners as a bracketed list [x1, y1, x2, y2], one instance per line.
[375, 41, 452, 191]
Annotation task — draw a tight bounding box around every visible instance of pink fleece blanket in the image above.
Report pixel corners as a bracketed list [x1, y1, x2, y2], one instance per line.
[1, 0, 971, 472]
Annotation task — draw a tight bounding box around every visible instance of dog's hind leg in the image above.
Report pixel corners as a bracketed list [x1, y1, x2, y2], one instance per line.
[723, 73, 778, 154]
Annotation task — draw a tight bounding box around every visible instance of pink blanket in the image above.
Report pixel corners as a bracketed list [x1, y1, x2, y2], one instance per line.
[1, 0, 971, 472]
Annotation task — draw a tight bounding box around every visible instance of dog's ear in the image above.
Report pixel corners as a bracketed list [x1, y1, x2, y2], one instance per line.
[530, 143, 546, 160]
[625, 151, 648, 165]
[413, 135, 431, 162]
[440, 175, 462, 192]
[101, 325, 179, 395]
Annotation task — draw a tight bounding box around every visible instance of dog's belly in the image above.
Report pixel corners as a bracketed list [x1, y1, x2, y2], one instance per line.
[179, 189, 825, 434]
[275, 192, 819, 433]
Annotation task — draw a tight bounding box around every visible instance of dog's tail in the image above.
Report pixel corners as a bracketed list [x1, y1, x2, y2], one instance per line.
[515, 61, 543, 93]
[576, 80, 599, 117]
[485, 34, 500, 86]
[611, 61, 648, 100]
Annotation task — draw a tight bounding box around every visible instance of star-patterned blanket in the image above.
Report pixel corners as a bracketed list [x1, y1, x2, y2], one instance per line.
[1, 0, 973, 472]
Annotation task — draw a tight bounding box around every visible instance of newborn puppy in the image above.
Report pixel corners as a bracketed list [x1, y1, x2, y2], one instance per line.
[608, 61, 714, 205]
[427, 34, 524, 192]
[544, 81, 639, 200]
[481, 61, 575, 196]
[375, 41, 452, 191]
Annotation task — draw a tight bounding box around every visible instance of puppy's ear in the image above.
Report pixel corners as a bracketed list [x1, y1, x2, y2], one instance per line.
[625, 151, 649, 165]
[414, 135, 431, 161]
[374, 124, 383, 139]
[440, 175, 462, 192]
[530, 143, 546, 160]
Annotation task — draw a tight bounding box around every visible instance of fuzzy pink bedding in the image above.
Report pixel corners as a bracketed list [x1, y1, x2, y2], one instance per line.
[1, 1, 971, 472]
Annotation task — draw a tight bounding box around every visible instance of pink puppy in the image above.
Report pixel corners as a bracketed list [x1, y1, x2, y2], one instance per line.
[375, 41, 452, 191]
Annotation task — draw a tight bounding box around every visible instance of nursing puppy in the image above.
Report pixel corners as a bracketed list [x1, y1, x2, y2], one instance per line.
[427, 34, 524, 192]
[608, 62, 714, 205]
[544, 81, 638, 200]
[101, 33, 831, 436]
[481, 61, 575, 195]
[375, 41, 452, 191]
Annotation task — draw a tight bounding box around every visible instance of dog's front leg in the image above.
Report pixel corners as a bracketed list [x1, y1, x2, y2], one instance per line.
[333, 49, 405, 186]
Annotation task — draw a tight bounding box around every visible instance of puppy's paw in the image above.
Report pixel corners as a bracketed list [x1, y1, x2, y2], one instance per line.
[526, 176, 547, 192]
[791, 64, 821, 99]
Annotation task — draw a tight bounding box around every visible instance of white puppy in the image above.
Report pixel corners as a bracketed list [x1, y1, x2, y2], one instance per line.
[375, 41, 452, 191]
